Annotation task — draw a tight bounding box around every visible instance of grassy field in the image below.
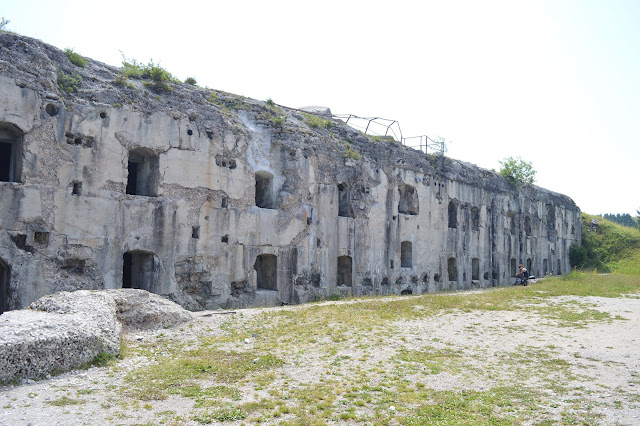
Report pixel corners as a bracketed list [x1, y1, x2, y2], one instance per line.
[61, 216, 640, 425]
[109, 269, 640, 425]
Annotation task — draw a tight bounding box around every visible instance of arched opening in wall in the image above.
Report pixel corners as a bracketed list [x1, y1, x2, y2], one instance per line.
[556, 259, 561, 275]
[526, 259, 532, 275]
[126, 148, 159, 196]
[448, 201, 457, 228]
[0, 258, 10, 314]
[255, 171, 275, 209]
[0, 124, 24, 183]
[447, 258, 457, 281]
[122, 251, 158, 293]
[400, 241, 412, 268]
[511, 258, 517, 277]
[543, 259, 548, 275]
[337, 256, 352, 287]
[525, 216, 532, 236]
[337, 183, 353, 218]
[398, 184, 418, 215]
[510, 216, 516, 234]
[471, 207, 480, 231]
[254, 254, 278, 291]
[472, 258, 480, 281]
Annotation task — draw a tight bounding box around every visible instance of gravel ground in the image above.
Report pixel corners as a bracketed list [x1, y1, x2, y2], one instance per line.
[1, 293, 639, 425]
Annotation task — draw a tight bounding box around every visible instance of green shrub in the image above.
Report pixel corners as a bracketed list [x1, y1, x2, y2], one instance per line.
[301, 112, 332, 129]
[185, 76, 197, 85]
[344, 143, 361, 160]
[117, 56, 180, 94]
[65, 49, 87, 68]
[57, 69, 82, 93]
[576, 213, 640, 272]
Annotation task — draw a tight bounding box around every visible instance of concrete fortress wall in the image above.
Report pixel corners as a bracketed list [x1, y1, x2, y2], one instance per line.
[0, 33, 582, 311]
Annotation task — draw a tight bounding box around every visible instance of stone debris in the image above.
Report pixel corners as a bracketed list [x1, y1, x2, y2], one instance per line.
[0, 289, 192, 382]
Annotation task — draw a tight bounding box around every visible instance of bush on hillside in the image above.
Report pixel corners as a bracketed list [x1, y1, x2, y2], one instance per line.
[573, 213, 640, 272]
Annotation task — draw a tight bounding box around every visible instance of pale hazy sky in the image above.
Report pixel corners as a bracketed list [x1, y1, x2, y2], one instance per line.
[3, 0, 639, 215]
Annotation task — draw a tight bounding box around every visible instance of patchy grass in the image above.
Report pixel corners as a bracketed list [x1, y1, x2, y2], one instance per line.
[46, 396, 86, 407]
[102, 271, 640, 424]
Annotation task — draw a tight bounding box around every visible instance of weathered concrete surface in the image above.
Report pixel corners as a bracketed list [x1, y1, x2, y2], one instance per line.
[0, 32, 582, 312]
[0, 289, 192, 382]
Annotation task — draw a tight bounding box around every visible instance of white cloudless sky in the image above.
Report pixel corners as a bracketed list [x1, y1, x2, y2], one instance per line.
[3, 0, 639, 215]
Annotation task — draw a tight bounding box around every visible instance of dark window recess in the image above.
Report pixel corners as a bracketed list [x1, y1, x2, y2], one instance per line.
[471, 207, 480, 231]
[448, 258, 457, 281]
[337, 256, 352, 287]
[0, 125, 23, 183]
[401, 241, 412, 268]
[433, 273, 440, 283]
[398, 184, 419, 215]
[472, 258, 480, 281]
[0, 142, 12, 182]
[215, 155, 237, 170]
[255, 172, 275, 209]
[511, 258, 517, 277]
[557, 259, 561, 275]
[337, 183, 353, 218]
[543, 259, 548, 275]
[126, 149, 159, 196]
[221, 196, 228, 208]
[527, 259, 532, 275]
[61, 258, 86, 275]
[72, 181, 82, 195]
[34, 231, 49, 245]
[390, 259, 394, 269]
[0, 258, 10, 314]
[547, 205, 556, 240]
[46, 103, 59, 116]
[448, 201, 457, 228]
[255, 254, 277, 290]
[525, 216, 532, 236]
[122, 251, 157, 292]
[192, 226, 200, 239]
[221, 235, 229, 243]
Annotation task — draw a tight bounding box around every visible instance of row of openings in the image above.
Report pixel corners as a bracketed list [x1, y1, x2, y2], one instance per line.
[0, 122, 562, 238]
[509, 258, 561, 276]
[448, 202, 480, 230]
[337, 183, 419, 218]
[446, 258, 482, 282]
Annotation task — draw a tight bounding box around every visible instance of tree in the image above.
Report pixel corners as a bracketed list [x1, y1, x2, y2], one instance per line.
[499, 156, 537, 185]
[0, 18, 10, 31]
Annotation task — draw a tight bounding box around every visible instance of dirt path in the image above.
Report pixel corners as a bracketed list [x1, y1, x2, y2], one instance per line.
[1, 294, 639, 425]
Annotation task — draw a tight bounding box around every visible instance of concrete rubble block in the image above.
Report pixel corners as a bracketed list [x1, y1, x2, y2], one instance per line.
[0, 289, 193, 383]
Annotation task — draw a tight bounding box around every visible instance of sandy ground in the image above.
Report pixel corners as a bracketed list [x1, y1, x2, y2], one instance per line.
[1, 294, 639, 425]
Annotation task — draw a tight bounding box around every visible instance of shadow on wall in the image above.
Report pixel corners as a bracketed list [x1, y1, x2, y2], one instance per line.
[0, 258, 9, 314]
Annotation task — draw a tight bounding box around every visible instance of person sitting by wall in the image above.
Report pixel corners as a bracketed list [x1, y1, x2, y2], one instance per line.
[513, 263, 529, 286]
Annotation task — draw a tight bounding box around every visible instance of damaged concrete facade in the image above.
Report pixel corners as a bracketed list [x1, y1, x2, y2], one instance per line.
[0, 33, 582, 312]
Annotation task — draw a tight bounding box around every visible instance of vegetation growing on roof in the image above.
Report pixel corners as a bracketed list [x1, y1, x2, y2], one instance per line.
[64, 48, 87, 68]
[115, 56, 180, 93]
[301, 112, 333, 130]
